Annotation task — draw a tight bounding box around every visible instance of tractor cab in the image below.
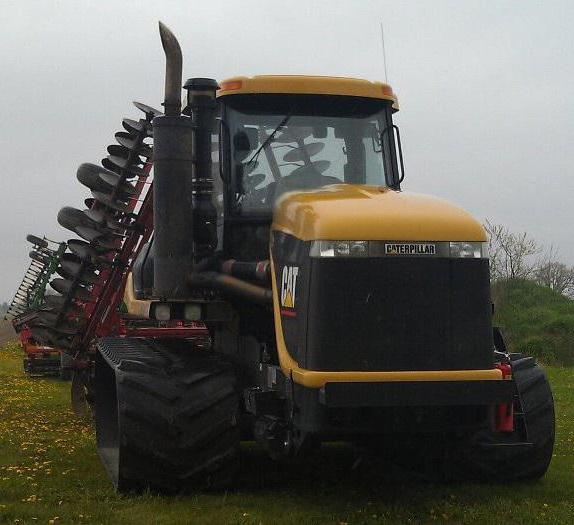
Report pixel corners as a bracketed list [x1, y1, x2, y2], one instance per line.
[216, 75, 402, 259]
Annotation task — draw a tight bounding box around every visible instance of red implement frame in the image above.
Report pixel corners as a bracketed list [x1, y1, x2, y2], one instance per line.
[75, 152, 208, 358]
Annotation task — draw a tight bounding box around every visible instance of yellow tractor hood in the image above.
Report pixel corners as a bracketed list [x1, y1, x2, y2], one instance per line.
[272, 185, 486, 242]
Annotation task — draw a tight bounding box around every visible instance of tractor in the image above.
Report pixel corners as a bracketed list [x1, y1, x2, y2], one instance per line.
[21, 23, 554, 492]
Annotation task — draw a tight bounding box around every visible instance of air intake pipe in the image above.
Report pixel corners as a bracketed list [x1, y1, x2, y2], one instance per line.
[184, 78, 219, 259]
[152, 22, 194, 298]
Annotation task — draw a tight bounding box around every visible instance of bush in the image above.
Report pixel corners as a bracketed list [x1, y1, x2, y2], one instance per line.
[517, 336, 558, 366]
[493, 280, 574, 366]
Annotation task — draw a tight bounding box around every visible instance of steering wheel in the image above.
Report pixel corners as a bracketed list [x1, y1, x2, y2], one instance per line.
[272, 165, 340, 202]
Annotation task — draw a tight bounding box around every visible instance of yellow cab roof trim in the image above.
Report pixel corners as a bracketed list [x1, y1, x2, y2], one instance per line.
[217, 75, 399, 110]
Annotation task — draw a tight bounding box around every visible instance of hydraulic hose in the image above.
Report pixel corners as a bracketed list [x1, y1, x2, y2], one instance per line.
[220, 259, 271, 283]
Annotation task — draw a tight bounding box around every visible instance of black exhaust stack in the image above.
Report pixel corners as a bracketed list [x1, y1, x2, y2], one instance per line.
[152, 23, 222, 300]
[152, 22, 206, 299]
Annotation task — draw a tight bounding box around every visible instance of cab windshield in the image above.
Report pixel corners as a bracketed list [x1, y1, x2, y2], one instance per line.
[223, 94, 398, 214]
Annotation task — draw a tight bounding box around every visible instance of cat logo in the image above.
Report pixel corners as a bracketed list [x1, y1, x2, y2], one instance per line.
[281, 266, 299, 309]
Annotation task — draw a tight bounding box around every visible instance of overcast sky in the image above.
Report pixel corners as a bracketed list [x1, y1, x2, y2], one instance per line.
[1, 0, 573, 301]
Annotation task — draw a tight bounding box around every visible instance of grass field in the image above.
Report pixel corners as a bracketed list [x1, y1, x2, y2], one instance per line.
[1, 342, 574, 524]
[0, 321, 15, 347]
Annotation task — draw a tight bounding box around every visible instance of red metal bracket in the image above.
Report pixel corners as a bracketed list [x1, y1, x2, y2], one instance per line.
[494, 362, 514, 432]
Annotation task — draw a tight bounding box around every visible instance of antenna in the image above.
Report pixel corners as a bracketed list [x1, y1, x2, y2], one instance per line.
[379, 21, 389, 84]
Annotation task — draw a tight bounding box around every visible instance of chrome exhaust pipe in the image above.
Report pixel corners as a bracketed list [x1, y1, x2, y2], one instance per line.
[158, 21, 182, 117]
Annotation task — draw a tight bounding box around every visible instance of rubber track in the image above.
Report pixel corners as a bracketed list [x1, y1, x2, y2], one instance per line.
[452, 355, 555, 481]
[96, 337, 240, 493]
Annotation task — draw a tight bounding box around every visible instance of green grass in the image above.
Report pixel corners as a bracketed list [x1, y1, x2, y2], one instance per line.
[1, 342, 574, 524]
[493, 280, 574, 366]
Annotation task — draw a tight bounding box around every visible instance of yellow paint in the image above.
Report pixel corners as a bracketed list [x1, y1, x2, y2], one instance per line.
[272, 185, 487, 242]
[283, 289, 294, 308]
[217, 75, 399, 109]
[292, 369, 504, 389]
[123, 273, 151, 318]
[270, 258, 501, 388]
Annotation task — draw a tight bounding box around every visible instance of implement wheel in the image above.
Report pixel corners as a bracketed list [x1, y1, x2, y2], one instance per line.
[59, 352, 73, 381]
[454, 354, 555, 481]
[95, 337, 240, 493]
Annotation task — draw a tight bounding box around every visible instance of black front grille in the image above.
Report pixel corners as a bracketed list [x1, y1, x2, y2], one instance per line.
[303, 258, 493, 371]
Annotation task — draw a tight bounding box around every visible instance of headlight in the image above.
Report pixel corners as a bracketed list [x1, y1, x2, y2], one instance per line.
[153, 303, 171, 321]
[310, 240, 369, 257]
[184, 303, 202, 321]
[449, 241, 488, 258]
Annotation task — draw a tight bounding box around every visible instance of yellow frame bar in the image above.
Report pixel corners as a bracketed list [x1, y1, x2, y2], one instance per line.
[123, 273, 151, 319]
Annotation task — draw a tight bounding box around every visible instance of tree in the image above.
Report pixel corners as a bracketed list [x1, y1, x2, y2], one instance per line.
[535, 260, 574, 297]
[484, 220, 540, 281]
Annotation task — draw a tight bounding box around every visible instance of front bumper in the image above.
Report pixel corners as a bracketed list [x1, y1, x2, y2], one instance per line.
[319, 379, 514, 407]
[292, 375, 515, 436]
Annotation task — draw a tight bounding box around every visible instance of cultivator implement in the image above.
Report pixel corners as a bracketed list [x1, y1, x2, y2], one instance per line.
[6, 236, 66, 321]
[5, 102, 160, 380]
[6, 70, 207, 402]
[17, 101, 162, 408]
[5, 236, 68, 376]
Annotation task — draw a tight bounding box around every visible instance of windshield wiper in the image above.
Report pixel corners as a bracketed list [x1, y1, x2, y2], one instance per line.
[245, 112, 293, 169]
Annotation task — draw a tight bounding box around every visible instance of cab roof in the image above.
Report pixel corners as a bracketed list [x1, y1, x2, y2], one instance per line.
[217, 75, 399, 110]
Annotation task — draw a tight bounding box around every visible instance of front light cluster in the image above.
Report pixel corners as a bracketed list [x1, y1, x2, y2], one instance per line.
[151, 302, 202, 321]
[309, 240, 489, 258]
[449, 241, 488, 259]
[310, 240, 369, 258]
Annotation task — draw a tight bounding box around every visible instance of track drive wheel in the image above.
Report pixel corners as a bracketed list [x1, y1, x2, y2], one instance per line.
[95, 337, 240, 493]
[453, 354, 555, 481]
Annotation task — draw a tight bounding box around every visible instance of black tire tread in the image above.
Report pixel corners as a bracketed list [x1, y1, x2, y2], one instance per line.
[97, 338, 240, 493]
[452, 356, 555, 481]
